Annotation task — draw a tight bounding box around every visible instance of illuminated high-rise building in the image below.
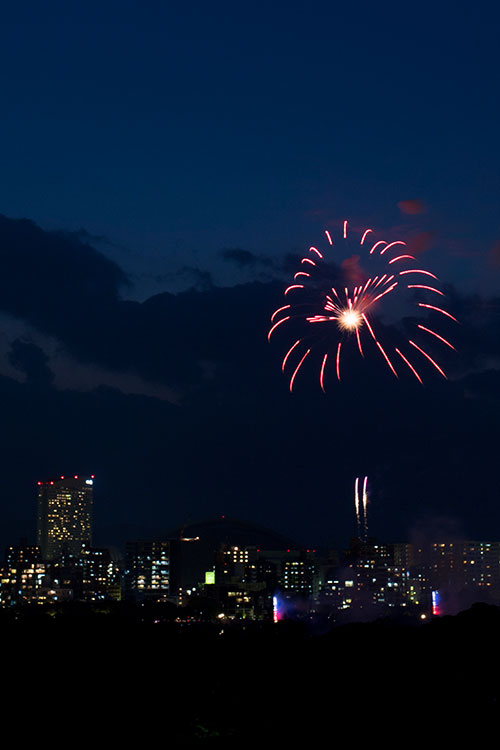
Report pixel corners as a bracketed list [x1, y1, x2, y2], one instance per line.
[0, 539, 46, 607]
[37, 475, 94, 560]
[124, 540, 170, 601]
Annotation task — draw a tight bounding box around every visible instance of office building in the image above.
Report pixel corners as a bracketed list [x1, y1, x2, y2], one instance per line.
[124, 540, 170, 601]
[0, 539, 46, 606]
[37, 475, 94, 560]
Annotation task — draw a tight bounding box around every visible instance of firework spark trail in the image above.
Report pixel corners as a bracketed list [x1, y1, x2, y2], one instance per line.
[417, 324, 456, 349]
[271, 304, 291, 322]
[289, 348, 311, 391]
[399, 269, 438, 279]
[269, 220, 457, 390]
[268, 316, 291, 341]
[370, 240, 387, 254]
[409, 340, 447, 378]
[395, 347, 423, 384]
[320, 353, 328, 392]
[417, 303, 458, 321]
[361, 313, 376, 341]
[407, 284, 443, 295]
[309, 246, 323, 259]
[379, 240, 406, 255]
[389, 255, 415, 264]
[284, 284, 304, 295]
[355, 326, 363, 356]
[376, 341, 398, 377]
[373, 274, 388, 289]
[282, 340, 302, 371]
[372, 282, 398, 304]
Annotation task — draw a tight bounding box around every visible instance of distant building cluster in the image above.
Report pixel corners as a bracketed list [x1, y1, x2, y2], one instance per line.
[1, 477, 121, 606]
[1, 475, 500, 619]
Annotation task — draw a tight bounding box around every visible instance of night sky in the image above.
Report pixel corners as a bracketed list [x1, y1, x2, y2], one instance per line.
[0, 2, 499, 550]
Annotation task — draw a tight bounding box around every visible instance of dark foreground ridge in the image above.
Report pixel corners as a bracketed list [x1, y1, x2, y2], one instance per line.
[4, 601, 498, 743]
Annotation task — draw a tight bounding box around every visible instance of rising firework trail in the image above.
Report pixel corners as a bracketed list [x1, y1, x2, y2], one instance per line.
[268, 220, 458, 391]
[354, 477, 361, 536]
[354, 475, 369, 541]
[362, 476, 368, 541]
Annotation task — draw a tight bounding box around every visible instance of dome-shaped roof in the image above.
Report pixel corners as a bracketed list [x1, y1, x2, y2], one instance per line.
[174, 516, 298, 550]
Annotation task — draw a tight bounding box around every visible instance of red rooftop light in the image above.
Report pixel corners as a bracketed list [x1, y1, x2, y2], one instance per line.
[74, 475, 78, 479]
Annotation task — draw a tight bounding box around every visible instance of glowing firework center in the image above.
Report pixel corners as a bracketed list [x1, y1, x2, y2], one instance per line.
[338, 309, 362, 331]
[268, 220, 457, 391]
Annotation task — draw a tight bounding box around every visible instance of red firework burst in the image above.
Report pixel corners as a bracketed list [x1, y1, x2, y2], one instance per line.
[268, 221, 457, 392]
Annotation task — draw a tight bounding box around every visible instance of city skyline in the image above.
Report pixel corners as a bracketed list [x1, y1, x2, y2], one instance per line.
[4, 476, 500, 620]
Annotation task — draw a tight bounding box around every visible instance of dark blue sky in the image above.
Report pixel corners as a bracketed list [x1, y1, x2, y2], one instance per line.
[0, 2, 499, 297]
[0, 3, 498, 549]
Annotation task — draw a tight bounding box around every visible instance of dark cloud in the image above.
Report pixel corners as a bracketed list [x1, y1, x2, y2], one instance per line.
[444, 291, 500, 373]
[65, 227, 120, 249]
[0, 216, 206, 386]
[461, 369, 500, 400]
[221, 248, 276, 270]
[0, 215, 127, 326]
[8, 338, 54, 388]
[146, 266, 214, 292]
[221, 248, 261, 267]
[281, 253, 304, 275]
[0, 214, 282, 387]
[175, 266, 214, 291]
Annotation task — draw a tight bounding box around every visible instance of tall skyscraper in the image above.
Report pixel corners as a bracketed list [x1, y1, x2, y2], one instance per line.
[37, 475, 94, 560]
